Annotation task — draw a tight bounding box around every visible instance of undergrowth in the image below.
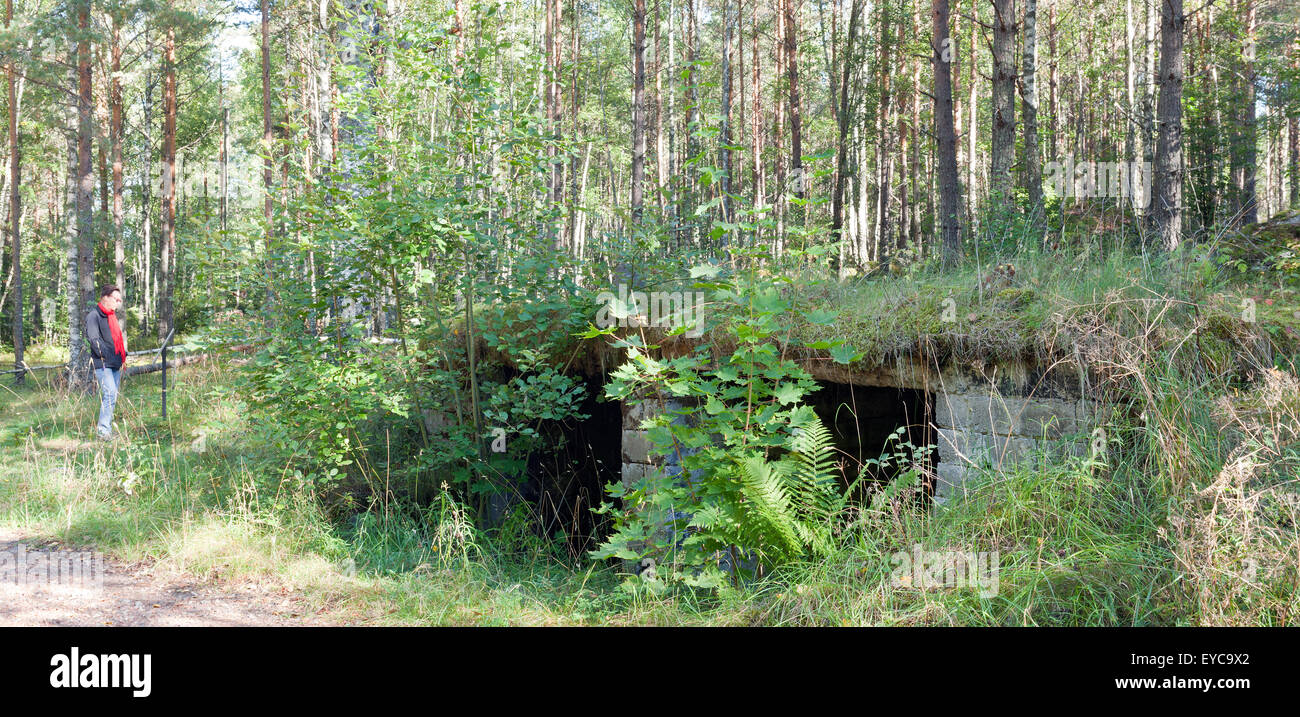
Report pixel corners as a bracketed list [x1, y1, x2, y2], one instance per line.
[1, 240, 1297, 625]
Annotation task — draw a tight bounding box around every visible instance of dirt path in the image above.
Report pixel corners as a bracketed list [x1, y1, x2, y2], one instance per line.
[0, 529, 324, 626]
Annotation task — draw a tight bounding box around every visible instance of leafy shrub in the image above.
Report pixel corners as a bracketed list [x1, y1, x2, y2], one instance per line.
[588, 261, 863, 588]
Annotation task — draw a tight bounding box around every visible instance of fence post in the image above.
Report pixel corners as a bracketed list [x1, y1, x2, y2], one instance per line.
[161, 328, 175, 420]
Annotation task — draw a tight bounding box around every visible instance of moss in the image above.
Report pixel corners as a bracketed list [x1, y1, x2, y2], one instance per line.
[476, 247, 1282, 389]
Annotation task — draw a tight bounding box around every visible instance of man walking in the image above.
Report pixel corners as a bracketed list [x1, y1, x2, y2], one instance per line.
[86, 285, 128, 440]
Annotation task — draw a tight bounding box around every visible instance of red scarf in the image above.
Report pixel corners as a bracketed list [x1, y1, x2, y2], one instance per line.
[99, 301, 126, 360]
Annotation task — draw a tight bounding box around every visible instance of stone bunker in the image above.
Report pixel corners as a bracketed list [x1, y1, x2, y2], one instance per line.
[620, 356, 1095, 504]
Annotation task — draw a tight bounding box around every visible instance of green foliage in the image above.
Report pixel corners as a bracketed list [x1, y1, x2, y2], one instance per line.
[241, 333, 410, 496]
[589, 257, 859, 588]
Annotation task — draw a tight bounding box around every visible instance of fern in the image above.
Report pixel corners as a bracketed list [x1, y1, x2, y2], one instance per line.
[735, 455, 804, 560]
[733, 415, 847, 562]
[786, 414, 844, 525]
[591, 267, 860, 587]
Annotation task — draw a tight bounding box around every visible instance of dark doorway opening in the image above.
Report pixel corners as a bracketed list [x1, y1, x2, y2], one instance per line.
[489, 372, 622, 559]
[806, 381, 937, 503]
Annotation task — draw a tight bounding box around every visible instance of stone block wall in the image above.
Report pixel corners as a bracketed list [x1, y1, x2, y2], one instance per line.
[621, 395, 679, 491]
[620, 358, 1097, 508]
[932, 393, 1094, 503]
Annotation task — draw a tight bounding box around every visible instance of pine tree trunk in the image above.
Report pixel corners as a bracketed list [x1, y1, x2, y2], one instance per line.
[569, 0, 582, 249]
[831, 0, 859, 253]
[785, 0, 803, 204]
[910, 1, 922, 248]
[1290, 111, 1299, 209]
[966, 0, 978, 226]
[1239, 0, 1256, 224]
[1021, 0, 1042, 220]
[720, 0, 733, 225]
[631, 0, 647, 224]
[774, 0, 786, 253]
[933, 0, 962, 265]
[547, 0, 563, 229]
[989, 0, 1016, 209]
[655, 0, 668, 215]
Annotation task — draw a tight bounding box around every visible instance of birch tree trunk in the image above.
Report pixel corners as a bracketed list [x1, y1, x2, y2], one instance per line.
[989, 0, 1016, 209]
[159, 15, 177, 342]
[5, 0, 21, 381]
[65, 64, 84, 387]
[831, 0, 860, 258]
[111, 9, 124, 291]
[69, 0, 94, 388]
[1148, 0, 1184, 250]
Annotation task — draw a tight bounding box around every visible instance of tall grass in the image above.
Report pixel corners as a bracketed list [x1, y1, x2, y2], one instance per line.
[1, 242, 1296, 625]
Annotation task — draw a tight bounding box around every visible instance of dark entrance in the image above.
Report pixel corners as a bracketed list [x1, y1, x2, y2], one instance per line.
[806, 381, 937, 502]
[491, 373, 622, 559]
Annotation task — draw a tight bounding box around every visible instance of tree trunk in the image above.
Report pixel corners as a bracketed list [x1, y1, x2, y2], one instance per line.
[261, 0, 274, 246]
[874, 5, 894, 261]
[774, 0, 786, 251]
[1145, 0, 1156, 169]
[1239, 0, 1256, 224]
[751, 0, 763, 211]
[631, 0, 647, 225]
[910, 1, 922, 248]
[1148, 0, 1184, 250]
[785, 0, 804, 204]
[70, 0, 94, 390]
[1290, 111, 1299, 209]
[569, 0, 582, 247]
[719, 0, 733, 225]
[142, 60, 153, 336]
[831, 0, 860, 254]
[65, 64, 84, 388]
[111, 10, 124, 291]
[989, 0, 1016, 209]
[546, 0, 563, 231]
[159, 17, 177, 342]
[1047, 0, 1058, 163]
[1020, 0, 1042, 220]
[5, 0, 21, 381]
[966, 0, 978, 224]
[654, 0, 668, 215]
[933, 0, 962, 265]
[1124, 0, 1136, 171]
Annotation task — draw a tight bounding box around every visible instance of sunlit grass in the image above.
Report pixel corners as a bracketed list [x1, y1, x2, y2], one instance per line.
[1, 243, 1297, 625]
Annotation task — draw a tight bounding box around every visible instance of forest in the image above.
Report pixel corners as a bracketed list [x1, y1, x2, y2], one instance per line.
[0, 0, 1298, 627]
